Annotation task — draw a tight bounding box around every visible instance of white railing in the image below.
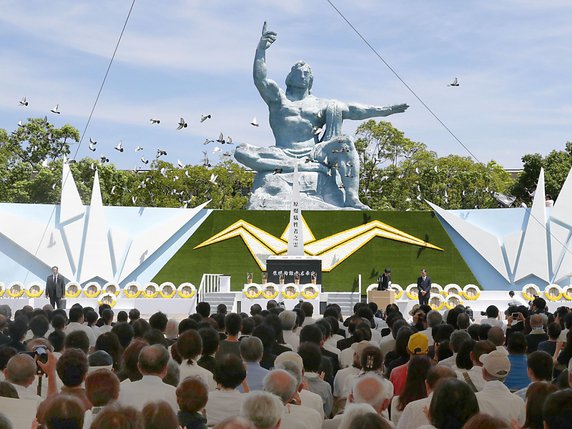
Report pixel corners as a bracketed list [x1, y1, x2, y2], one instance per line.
[198, 273, 223, 303]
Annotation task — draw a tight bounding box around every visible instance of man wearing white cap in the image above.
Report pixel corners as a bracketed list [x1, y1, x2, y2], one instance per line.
[475, 350, 525, 426]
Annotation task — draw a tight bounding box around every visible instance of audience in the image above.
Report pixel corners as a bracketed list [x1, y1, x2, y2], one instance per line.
[0, 299, 570, 429]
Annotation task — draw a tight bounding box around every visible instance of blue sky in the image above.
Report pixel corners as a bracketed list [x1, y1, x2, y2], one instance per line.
[1, 0, 571, 170]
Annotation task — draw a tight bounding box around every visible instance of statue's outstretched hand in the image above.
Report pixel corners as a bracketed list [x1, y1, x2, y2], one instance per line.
[258, 21, 277, 50]
[390, 103, 409, 113]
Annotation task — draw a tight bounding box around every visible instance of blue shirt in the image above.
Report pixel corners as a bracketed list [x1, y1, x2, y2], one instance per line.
[504, 354, 530, 391]
[240, 361, 269, 392]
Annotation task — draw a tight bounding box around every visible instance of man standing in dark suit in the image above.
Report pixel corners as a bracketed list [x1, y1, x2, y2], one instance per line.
[417, 268, 431, 306]
[46, 266, 65, 309]
[377, 268, 391, 291]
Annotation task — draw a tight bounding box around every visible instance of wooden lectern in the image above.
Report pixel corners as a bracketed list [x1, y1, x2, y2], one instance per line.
[367, 290, 395, 308]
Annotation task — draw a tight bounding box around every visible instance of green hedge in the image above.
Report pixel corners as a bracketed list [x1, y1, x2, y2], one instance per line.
[153, 210, 478, 292]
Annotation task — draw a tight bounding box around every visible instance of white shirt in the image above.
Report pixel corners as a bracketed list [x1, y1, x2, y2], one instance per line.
[339, 340, 378, 369]
[205, 389, 244, 426]
[281, 403, 322, 429]
[342, 372, 393, 406]
[98, 324, 113, 335]
[418, 328, 434, 347]
[396, 394, 431, 429]
[9, 382, 41, 403]
[481, 318, 505, 331]
[300, 389, 325, 419]
[455, 366, 486, 391]
[475, 380, 525, 426]
[283, 330, 300, 351]
[437, 353, 457, 368]
[379, 334, 396, 355]
[333, 366, 360, 398]
[65, 322, 97, 347]
[178, 360, 216, 390]
[118, 375, 178, 412]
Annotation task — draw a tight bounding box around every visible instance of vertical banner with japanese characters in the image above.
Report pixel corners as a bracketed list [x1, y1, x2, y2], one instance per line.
[287, 163, 304, 256]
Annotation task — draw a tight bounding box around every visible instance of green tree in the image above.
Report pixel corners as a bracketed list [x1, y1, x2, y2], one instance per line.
[511, 142, 572, 204]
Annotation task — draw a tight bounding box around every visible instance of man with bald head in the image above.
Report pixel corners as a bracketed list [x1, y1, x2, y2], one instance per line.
[3, 354, 40, 401]
[263, 369, 321, 429]
[487, 326, 507, 354]
[118, 344, 177, 412]
[396, 365, 456, 429]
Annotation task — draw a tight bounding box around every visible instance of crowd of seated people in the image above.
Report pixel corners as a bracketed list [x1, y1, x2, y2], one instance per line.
[0, 295, 572, 429]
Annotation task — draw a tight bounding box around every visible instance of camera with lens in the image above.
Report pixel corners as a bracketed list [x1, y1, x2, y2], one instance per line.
[25, 345, 48, 373]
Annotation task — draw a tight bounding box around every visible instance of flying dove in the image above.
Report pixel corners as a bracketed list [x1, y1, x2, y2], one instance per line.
[177, 118, 188, 130]
[19, 96, 28, 106]
[50, 104, 61, 114]
[114, 141, 124, 152]
[200, 114, 211, 123]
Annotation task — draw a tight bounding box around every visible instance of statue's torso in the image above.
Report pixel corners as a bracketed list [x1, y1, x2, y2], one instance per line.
[269, 94, 328, 150]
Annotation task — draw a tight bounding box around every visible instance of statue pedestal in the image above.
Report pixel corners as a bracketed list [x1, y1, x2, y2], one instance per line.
[248, 171, 347, 210]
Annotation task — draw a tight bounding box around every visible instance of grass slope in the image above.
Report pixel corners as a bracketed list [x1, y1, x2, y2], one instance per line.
[153, 210, 478, 292]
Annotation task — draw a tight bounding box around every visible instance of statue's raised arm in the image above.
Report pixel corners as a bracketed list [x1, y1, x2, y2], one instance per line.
[253, 22, 280, 105]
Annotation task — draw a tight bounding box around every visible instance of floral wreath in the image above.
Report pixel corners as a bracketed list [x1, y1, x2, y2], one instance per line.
[159, 282, 177, 298]
[462, 284, 480, 301]
[7, 282, 25, 298]
[103, 283, 120, 296]
[429, 293, 445, 311]
[0, 282, 5, 297]
[444, 284, 462, 297]
[123, 282, 141, 298]
[445, 293, 464, 310]
[261, 283, 279, 299]
[83, 282, 102, 298]
[522, 284, 540, 301]
[98, 292, 117, 308]
[243, 283, 262, 299]
[405, 284, 419, 300]
[281, 284, 299, 300]
[177, 283, 196, 298]
[389, 284, 404, 300]
[544, 284, 563, 302]
[430, 283, 444, 295]
[301, 285, 319, 300]
[141, 282, 160, 298]
[65, 282, 82, 298]
[26, 282, 44, 298]
[562, 285, 572, 301]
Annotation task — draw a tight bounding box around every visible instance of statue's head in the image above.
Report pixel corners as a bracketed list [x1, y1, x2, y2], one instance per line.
[285, 61, 313, 93]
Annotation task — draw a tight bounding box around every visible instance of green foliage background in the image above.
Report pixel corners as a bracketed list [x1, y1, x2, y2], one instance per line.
[153, 210, 478, 292]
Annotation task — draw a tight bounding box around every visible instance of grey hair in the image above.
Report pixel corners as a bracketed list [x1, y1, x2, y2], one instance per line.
[275, 359, 302, 387]
[352, 374, 390, 407]
[240, 336, 264, 362]
[338, 404, 377, 429]
[426, 310, 442, 328]
[263, 369, 297, 403]
[5, 354, 36, 385]
[0, 413, 13, 429]
[240, 391, 283, 429]
[279, 310, 297, 331]
[450, 330, 472, 353]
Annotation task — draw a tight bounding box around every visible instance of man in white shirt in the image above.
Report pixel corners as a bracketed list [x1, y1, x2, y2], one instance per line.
[507, 291, 526, 308]
[475, 350, 525, 426]
[396, 365, 456, 429]
[263, 369, 322, 429]
[280, 310, 300, 351]
[419, 311, 442, 348]
[438, 330, 471, 369]
[323, 374, 392, 429]
[64, 306, 96, 348]
[98, 308, 114, 334]
[480, 305, 505, 331]
[487, 326, 508, 355]
[3, 354, 41, 402]
[455, 340, 496, 392]
[240, 391, 283, 429]
[118, 344, 178, 412]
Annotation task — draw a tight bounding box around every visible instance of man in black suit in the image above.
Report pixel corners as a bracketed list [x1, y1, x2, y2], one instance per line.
[417, 268, 431, 306]
[46, 266, 65, 309]
[377, 268, 391, 290]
